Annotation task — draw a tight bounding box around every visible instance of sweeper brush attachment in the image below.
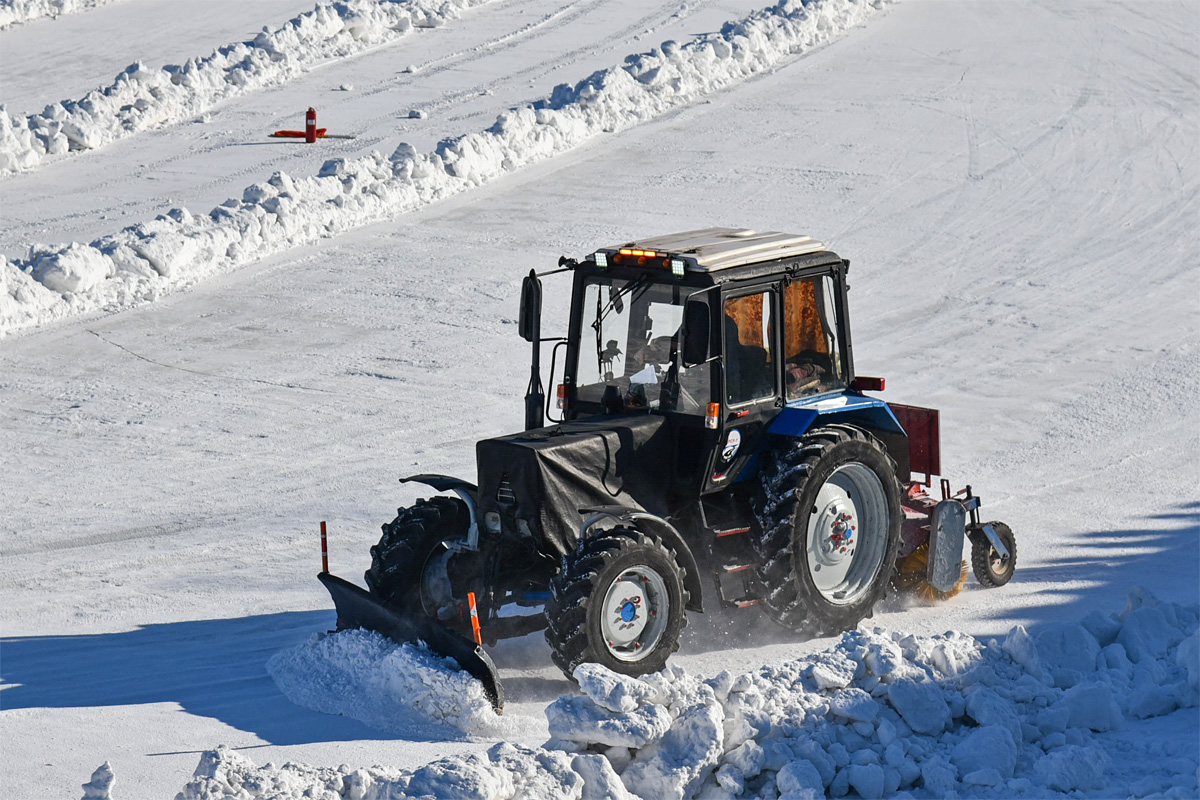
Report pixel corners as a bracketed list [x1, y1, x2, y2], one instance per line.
[894, 543, 968, 603]
[318, 572, 504, 713]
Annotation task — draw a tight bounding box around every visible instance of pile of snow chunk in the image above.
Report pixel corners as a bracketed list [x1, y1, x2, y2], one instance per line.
[0, 0, 496, 174]
[266, 628, 522, 738]
[175, 741, 626, 800]
[0, 0, 120, 31]
[80, 761, 114, 800]
[181, 587, 1198, 799]
[1, 0, 893, 337]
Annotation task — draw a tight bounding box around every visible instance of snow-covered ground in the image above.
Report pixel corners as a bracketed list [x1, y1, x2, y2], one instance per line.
[187, 588, 1200, 799]
[0, 0, 125, 31]
[1, 0, 1196, 798]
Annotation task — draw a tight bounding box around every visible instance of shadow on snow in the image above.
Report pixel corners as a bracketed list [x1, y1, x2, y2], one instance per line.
[0, 608, 454, 745]
[2, 506, 1193, 740]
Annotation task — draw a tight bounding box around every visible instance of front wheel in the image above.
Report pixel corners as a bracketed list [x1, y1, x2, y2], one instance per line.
[753, 425, 903, 636]
[364, 496, 473, 621]
[544, 528, 688, 681]
[971, 521, 1016, 587]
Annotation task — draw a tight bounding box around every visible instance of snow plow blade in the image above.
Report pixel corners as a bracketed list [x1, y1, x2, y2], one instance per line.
[318, 572, 504, 713]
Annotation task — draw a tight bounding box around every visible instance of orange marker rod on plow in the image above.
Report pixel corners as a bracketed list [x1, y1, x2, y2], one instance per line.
[320, 520, 329, 573]
[468, 591, 483, 646]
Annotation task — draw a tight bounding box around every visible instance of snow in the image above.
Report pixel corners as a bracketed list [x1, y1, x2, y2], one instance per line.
[0, 0, 891, 337]
[0, 0, 498, 175]
[0, 0, 122, 30]
[266, 628, 519, 737]
[172, 588, 1199, 799]
[79, 761, 114, 800]
[1, 0, 1196, 797]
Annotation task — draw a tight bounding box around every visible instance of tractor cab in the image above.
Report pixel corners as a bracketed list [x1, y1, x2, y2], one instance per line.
[524, 228, 861, 501]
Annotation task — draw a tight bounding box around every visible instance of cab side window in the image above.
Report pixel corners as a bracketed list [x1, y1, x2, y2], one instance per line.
[782, 276, 845, 400]
[724, 291, 776, 405]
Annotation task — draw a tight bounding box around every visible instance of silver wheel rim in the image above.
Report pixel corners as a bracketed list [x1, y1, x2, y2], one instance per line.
[599, 565, 669, 662]
[989, 546, 1009, 575]
[419, 540, 463, 618]
[804, 463, 889, 606]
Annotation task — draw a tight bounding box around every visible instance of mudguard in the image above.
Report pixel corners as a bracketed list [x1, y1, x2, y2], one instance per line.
[318, 572, 504, 713]
[746, 392, 911, 484]
[766, 393, 905, 439]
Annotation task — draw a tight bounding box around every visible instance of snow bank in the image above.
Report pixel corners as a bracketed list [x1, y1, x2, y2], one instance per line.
[182, 587, 1199, 799]
[0, 0, 495, 173]
[0, 0, 122, 30]
[266, 628, 521, 738]
[1, 0, 892, 337]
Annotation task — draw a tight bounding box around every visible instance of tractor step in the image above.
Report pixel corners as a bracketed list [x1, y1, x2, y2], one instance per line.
[715, 526, 751, 537]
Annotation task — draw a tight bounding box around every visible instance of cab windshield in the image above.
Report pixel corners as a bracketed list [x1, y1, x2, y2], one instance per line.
[573, 276, 709, 414]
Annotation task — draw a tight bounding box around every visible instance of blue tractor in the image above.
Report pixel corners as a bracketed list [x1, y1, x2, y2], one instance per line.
[319, 228, 1016, 712]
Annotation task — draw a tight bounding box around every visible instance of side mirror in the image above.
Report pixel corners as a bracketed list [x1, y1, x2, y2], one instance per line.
[681, 302, 710, 366]
[518, 271, 542, 343]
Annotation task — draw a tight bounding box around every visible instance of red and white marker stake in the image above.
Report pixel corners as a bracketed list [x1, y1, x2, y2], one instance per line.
[320, 520, 329, 573]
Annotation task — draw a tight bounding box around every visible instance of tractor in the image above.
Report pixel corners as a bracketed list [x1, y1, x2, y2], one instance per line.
[318, 228, 1017, 712]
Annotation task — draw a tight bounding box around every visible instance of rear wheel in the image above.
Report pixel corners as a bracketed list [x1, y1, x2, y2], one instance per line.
[753, 425, 903, 636]
[544, 528, 688, 681]
[971, 521, 1016, 587]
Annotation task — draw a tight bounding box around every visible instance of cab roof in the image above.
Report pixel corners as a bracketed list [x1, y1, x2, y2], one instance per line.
[595, 227, 827, 272]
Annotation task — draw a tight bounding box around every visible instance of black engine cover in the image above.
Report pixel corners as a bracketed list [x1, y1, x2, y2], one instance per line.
[476, 415, 672, 556]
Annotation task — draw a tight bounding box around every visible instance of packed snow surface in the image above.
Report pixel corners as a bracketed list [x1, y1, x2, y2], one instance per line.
[0, 0, 122, 30]
[180, 588, 1199, 799]
[0, 0, 890, 336]
[0, 0, 496, 175]
[1, 0, 1195, 797]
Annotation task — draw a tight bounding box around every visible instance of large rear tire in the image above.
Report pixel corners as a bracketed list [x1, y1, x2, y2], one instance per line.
[753, 424, 902, 636]
[544, 527, 688, 681]
[364, 496, 471, 612]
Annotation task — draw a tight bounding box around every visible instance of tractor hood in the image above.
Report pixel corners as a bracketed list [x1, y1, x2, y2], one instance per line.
[476, 415, 672, 556]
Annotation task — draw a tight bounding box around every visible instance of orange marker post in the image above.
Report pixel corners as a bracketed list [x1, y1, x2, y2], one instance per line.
[320, 520, 329, 573]
[467, 591, 483, 646]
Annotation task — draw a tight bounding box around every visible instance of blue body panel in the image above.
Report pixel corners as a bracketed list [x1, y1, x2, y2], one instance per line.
[733, 391, 905, 482]
[768, 391, 903, 437]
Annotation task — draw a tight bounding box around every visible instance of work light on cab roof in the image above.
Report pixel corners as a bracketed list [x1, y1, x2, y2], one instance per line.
[312, 226, 1018, 714]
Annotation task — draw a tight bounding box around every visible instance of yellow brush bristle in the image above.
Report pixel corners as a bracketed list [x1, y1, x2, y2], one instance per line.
[894, 543, 967, 603]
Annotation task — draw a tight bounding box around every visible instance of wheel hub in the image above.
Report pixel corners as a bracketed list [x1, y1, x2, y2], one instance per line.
[599, 566, 670, 662]
[604, 577, 649, 645]
[813, 501, 857, 566]
[804, 463, 888, 605]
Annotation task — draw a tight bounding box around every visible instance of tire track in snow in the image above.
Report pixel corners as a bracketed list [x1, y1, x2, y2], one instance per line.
[0, 0, 695, 246]
[0, 0, 502, 176]
[0, 0, 126, 30]
[2, 0, 897, 337]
